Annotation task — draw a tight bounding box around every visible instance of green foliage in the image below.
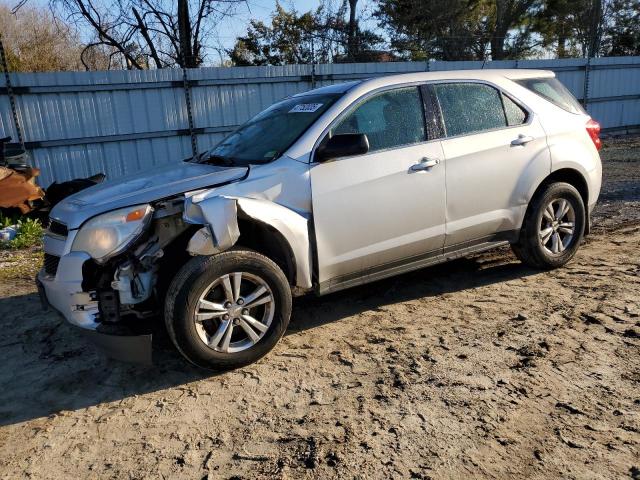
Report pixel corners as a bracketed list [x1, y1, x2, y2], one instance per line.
[228, 2, 383, 66]
[375, 0, 541, 61]
[229, 4, 317, 66]
[0, 214, 43, 250]
[603, 0, 640, 55]
[374, 0, 491, 60]
[374, 0, 640, 60]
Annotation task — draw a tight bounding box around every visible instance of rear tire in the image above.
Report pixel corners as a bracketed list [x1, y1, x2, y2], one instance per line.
[512, 182, 585, 269]
[165, 249, 292, 370]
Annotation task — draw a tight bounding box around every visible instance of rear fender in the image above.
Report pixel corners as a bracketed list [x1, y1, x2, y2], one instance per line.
[183, 195, 312, 289]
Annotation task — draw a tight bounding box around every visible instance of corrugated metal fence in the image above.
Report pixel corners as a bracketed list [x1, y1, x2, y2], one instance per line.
[1, 56, 639, 186]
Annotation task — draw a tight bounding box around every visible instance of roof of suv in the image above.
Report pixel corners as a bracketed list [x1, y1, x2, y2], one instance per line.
[301, 69, 555, 96]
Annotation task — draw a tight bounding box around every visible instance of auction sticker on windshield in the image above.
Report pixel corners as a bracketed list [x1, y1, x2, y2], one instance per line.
[289, 103, 323, 113]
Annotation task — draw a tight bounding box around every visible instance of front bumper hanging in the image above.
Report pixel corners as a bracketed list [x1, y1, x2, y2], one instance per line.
[36, 268, 153, 365]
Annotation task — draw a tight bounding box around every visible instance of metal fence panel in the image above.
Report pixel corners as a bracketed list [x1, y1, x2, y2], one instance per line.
[1, 56, 639, 186]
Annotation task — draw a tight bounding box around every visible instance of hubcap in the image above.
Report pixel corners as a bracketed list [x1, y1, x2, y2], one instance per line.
[539, 198, 576, 255]
[194, 272, 274, 353]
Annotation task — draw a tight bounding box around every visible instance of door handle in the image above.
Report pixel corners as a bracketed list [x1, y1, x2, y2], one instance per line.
[511, 134, 535, 146]
[410, 157, 440, 172]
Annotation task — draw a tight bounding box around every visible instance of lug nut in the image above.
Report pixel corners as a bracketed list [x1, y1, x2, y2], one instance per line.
[242, 309, 249, 315]
[222, 314, 230, 321]
[224, 301, 232, 308]
[233, 318, 240, 325]
[237, 298, 244, 305]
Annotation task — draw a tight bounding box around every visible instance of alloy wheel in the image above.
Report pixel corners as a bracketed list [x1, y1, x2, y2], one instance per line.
[194, 272, 274, 353]
[539, 198, 576, 255]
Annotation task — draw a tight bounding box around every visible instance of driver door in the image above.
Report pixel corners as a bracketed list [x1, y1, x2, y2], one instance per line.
[310, 85, 447, 291]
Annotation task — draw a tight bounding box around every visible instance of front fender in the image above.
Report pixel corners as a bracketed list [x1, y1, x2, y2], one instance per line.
[183, 195, 312, 289]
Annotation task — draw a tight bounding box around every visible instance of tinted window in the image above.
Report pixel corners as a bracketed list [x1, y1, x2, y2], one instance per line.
[434, 83, 507, 137]
[503, 94, 527, 126]
[333, 87, 426, 152]
[516, 77, 585, 114]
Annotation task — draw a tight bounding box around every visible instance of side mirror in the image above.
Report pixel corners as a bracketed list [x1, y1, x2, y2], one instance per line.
[316, 133, 369, 162]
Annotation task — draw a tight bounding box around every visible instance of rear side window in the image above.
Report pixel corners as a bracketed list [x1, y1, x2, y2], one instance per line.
[516, 77, 586, 114]
[433, 83, 507, 137]
[503, 95, 527, 126]
[333, 87, 426, 152]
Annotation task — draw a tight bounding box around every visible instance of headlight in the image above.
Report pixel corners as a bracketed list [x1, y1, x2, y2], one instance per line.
[72, 204, 153, 263]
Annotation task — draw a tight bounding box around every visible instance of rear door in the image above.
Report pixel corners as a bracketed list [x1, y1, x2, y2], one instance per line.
[430, 81, 550, 247]
[310, 85, 446, 289]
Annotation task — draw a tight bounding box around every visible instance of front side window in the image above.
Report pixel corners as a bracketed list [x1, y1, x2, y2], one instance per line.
[332, 87, 426, 152]
[433, 83, 508, 137]
[200, 92, 342, 166]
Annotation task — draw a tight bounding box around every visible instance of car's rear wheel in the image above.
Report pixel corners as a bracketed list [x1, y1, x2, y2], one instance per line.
[165, 249, 292, 370]
[512, 182, 586, 269]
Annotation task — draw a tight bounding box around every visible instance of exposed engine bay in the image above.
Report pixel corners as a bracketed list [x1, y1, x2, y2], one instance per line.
[81, 197, 192, 328]
[76, 193, 310, 334]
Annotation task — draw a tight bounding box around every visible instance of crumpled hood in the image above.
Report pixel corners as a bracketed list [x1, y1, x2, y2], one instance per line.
[51, 161, 248, 229]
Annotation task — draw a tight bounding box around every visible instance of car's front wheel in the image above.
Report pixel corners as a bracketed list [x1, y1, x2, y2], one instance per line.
[165, 249, 292, 370]
[512, 182, 586, 269]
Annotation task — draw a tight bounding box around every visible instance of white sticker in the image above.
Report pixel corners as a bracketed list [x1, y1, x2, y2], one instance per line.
[289, 103, 323, 113]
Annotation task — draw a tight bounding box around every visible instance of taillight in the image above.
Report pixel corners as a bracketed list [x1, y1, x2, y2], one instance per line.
[586, 118, 602, 151]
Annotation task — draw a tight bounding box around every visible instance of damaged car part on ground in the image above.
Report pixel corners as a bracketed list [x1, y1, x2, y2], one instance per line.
[0, 135, 106, 220]
[0, 137, 44, 215]
[38, 69, 602, 369]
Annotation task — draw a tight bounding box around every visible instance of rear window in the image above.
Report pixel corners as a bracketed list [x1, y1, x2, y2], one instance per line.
[503, 95, 527, 126]
[516, 77, 586, 115]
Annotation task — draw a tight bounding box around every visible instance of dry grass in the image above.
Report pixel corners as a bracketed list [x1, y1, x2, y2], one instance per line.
[0, 247, 43, 283]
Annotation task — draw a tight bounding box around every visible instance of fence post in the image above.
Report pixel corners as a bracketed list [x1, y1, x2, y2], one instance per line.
[181, 65, 198, 157]
[583, 57, 592, 109]
[0, 32, 25, 150]
[309, 32, 316, 89]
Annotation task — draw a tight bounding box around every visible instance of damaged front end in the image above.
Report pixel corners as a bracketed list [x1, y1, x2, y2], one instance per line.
[184, 194, 312, 292]
[38, 161, 313, 364]
[37, 197, 193, 364]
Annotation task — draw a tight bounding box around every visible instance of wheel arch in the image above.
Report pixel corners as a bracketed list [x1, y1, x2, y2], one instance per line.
[235, 215, 296, 287]
[526, 168, 591, 234]
[183, 195, 313, 291]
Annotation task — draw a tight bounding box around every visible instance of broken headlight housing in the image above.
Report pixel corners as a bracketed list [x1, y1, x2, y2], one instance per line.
[71, 204, 153, 263]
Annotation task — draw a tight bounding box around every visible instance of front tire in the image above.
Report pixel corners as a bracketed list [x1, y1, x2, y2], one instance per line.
[512, 182, 586, 269]
[165, 249, 292, 370]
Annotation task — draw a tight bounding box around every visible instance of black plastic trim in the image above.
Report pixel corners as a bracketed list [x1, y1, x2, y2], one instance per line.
[317, 230, 518, 295]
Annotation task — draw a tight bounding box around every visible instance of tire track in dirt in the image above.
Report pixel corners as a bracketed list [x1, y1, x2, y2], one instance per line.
[0, 135, 638, 479]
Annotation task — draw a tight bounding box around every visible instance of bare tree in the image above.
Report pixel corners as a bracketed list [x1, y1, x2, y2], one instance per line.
[0, 3, 110, 72]
[51, 0, 246, 69]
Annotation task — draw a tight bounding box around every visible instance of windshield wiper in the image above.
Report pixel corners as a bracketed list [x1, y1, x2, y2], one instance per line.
[202, 154, 234, 166]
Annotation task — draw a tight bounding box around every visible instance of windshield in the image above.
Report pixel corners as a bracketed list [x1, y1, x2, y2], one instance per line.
[198, 92, 342, 166]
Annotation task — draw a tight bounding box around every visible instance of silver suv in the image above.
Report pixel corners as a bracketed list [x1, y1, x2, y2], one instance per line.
[37, 70, 602, 369]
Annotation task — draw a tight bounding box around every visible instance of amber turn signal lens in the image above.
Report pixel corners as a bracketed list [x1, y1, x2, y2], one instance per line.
[125, 208, 147, 222]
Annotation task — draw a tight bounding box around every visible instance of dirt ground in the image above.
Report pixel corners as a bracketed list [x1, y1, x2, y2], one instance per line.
[0, 136, 638, 480]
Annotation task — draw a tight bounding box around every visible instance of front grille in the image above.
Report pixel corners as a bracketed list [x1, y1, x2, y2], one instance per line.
[43, 253, 60, 276]
[48, 219, 68, 237]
